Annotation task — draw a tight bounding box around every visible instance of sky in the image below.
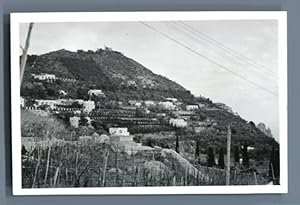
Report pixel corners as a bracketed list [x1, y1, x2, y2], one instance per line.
[19, 20, 279, 140]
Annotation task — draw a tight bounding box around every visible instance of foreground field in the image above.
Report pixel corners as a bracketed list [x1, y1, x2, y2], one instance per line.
[22, 140, 269, 188]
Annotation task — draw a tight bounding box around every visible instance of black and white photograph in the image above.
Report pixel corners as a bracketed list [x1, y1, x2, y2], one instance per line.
[10, 12, 287, 195]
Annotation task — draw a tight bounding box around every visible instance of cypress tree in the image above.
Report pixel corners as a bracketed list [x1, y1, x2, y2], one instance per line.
[146, 138, 153, 147]
[79, 116, 89, 127]
[207, 147, 215, 167]
[269, 146, 280, 183]
[269, 146, 274, 177]
[242, 145, 249, 168]
[175, 134, 180, 154]
[195, 140, 200, 159]
[234, 146, 240, 165]
[218, 148, 225, 169]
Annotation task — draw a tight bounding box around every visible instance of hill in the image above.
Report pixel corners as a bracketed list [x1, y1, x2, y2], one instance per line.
[20, 48, 279, 182]
[22, 48, 194, 102]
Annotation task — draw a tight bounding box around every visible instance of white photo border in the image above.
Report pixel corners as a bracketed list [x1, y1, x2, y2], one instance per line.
[10, 11, 288, 195]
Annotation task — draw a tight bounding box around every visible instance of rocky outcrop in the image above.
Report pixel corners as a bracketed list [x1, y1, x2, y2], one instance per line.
[257, 122, 273, 138]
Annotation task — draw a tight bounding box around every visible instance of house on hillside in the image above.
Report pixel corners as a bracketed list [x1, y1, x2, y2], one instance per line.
[35, 99, 62, 109]
[128, 100, 142, 107]
[88, 89, 105, 97]
[156, 113, 166, 117]
[59, 90, 67, 96]
[20, 97, 25, 107]
[109, 127, 130, 136]
[109, 127, 133, 143]
[172, 110, 195, 120]
[74, 99, 85, 104]
[186, 104, 199, 111]
[83, 100, 95, 113]
[69, 116, 80, 128]
[159, 101, 175, 110]
[144, 100, 155, 107]
[193, 126, 206, 133]
[119, 105, 136, 110]
[32, 73, 56, 81]
[169, 118, 187, 128]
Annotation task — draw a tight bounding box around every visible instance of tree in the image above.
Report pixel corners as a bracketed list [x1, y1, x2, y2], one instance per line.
[91, 120, 103, 130]
[145, 138, 153, 147]
[269, 146, 280, 183]
[242, 145, 249, 168]
[249, 121, 256, 127]
[218, 148, 225, 169]
[195, 140, 200, 159]
[79, 116, 89, 127]
[175, 134, 180, 154]
[135, 108, 146, 118]
[207, 147, 215, 167]
[21, 145, 28, 155]
[269, 146, 275, 178]
[70, 101, 82, 109]
[234, 146, 240, 165]
[21, 109, 67, 140]
[77, 87, 88, 100]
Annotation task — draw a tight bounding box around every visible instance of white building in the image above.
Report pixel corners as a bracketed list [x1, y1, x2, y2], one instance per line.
[32, 73, 56, 81]
[144, 100, 155, 107]
[169, 118, 187, 128]
[109, 127, 133, 143]
[128, 100, 142, 107]
[194, 126, 206, 133]
[109, 127, 130, 136]
[83, 100, 95, 113]
[69, 116, 80, 128]
[20, 97, 25, 107]
[159, 101, 175, 110]
[247, 146, 255, 151]
[59, 90, 67, 96]
[74, 99, 85, 104]
[156, 113, 166, 117]
[186, 104, 199, 111]
[88, 89, 105, 97]
[35, 99, 62, 109]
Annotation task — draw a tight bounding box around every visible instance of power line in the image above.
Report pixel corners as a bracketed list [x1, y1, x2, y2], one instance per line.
[178, 21, 277, 77]
[165, 21, 259, 75]
[140, 21, 278, 97]
[177, 21, 278, 78]
[166, 21, 278, 85]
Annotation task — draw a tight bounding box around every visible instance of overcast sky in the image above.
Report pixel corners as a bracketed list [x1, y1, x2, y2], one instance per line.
[20, 20, 279, 140]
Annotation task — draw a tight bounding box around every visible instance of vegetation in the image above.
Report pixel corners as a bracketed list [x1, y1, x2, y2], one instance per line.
[207, 147, 215, 167]
[20, 48, 280, 187]
[218, 148, 225, 169]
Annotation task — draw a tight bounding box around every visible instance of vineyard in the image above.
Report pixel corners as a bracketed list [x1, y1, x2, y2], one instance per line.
[22, 140, 269, 188]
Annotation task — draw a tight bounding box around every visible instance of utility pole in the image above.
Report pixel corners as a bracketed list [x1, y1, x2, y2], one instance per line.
[225, 124, 231, 185]
[20, 23, 34, 84]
